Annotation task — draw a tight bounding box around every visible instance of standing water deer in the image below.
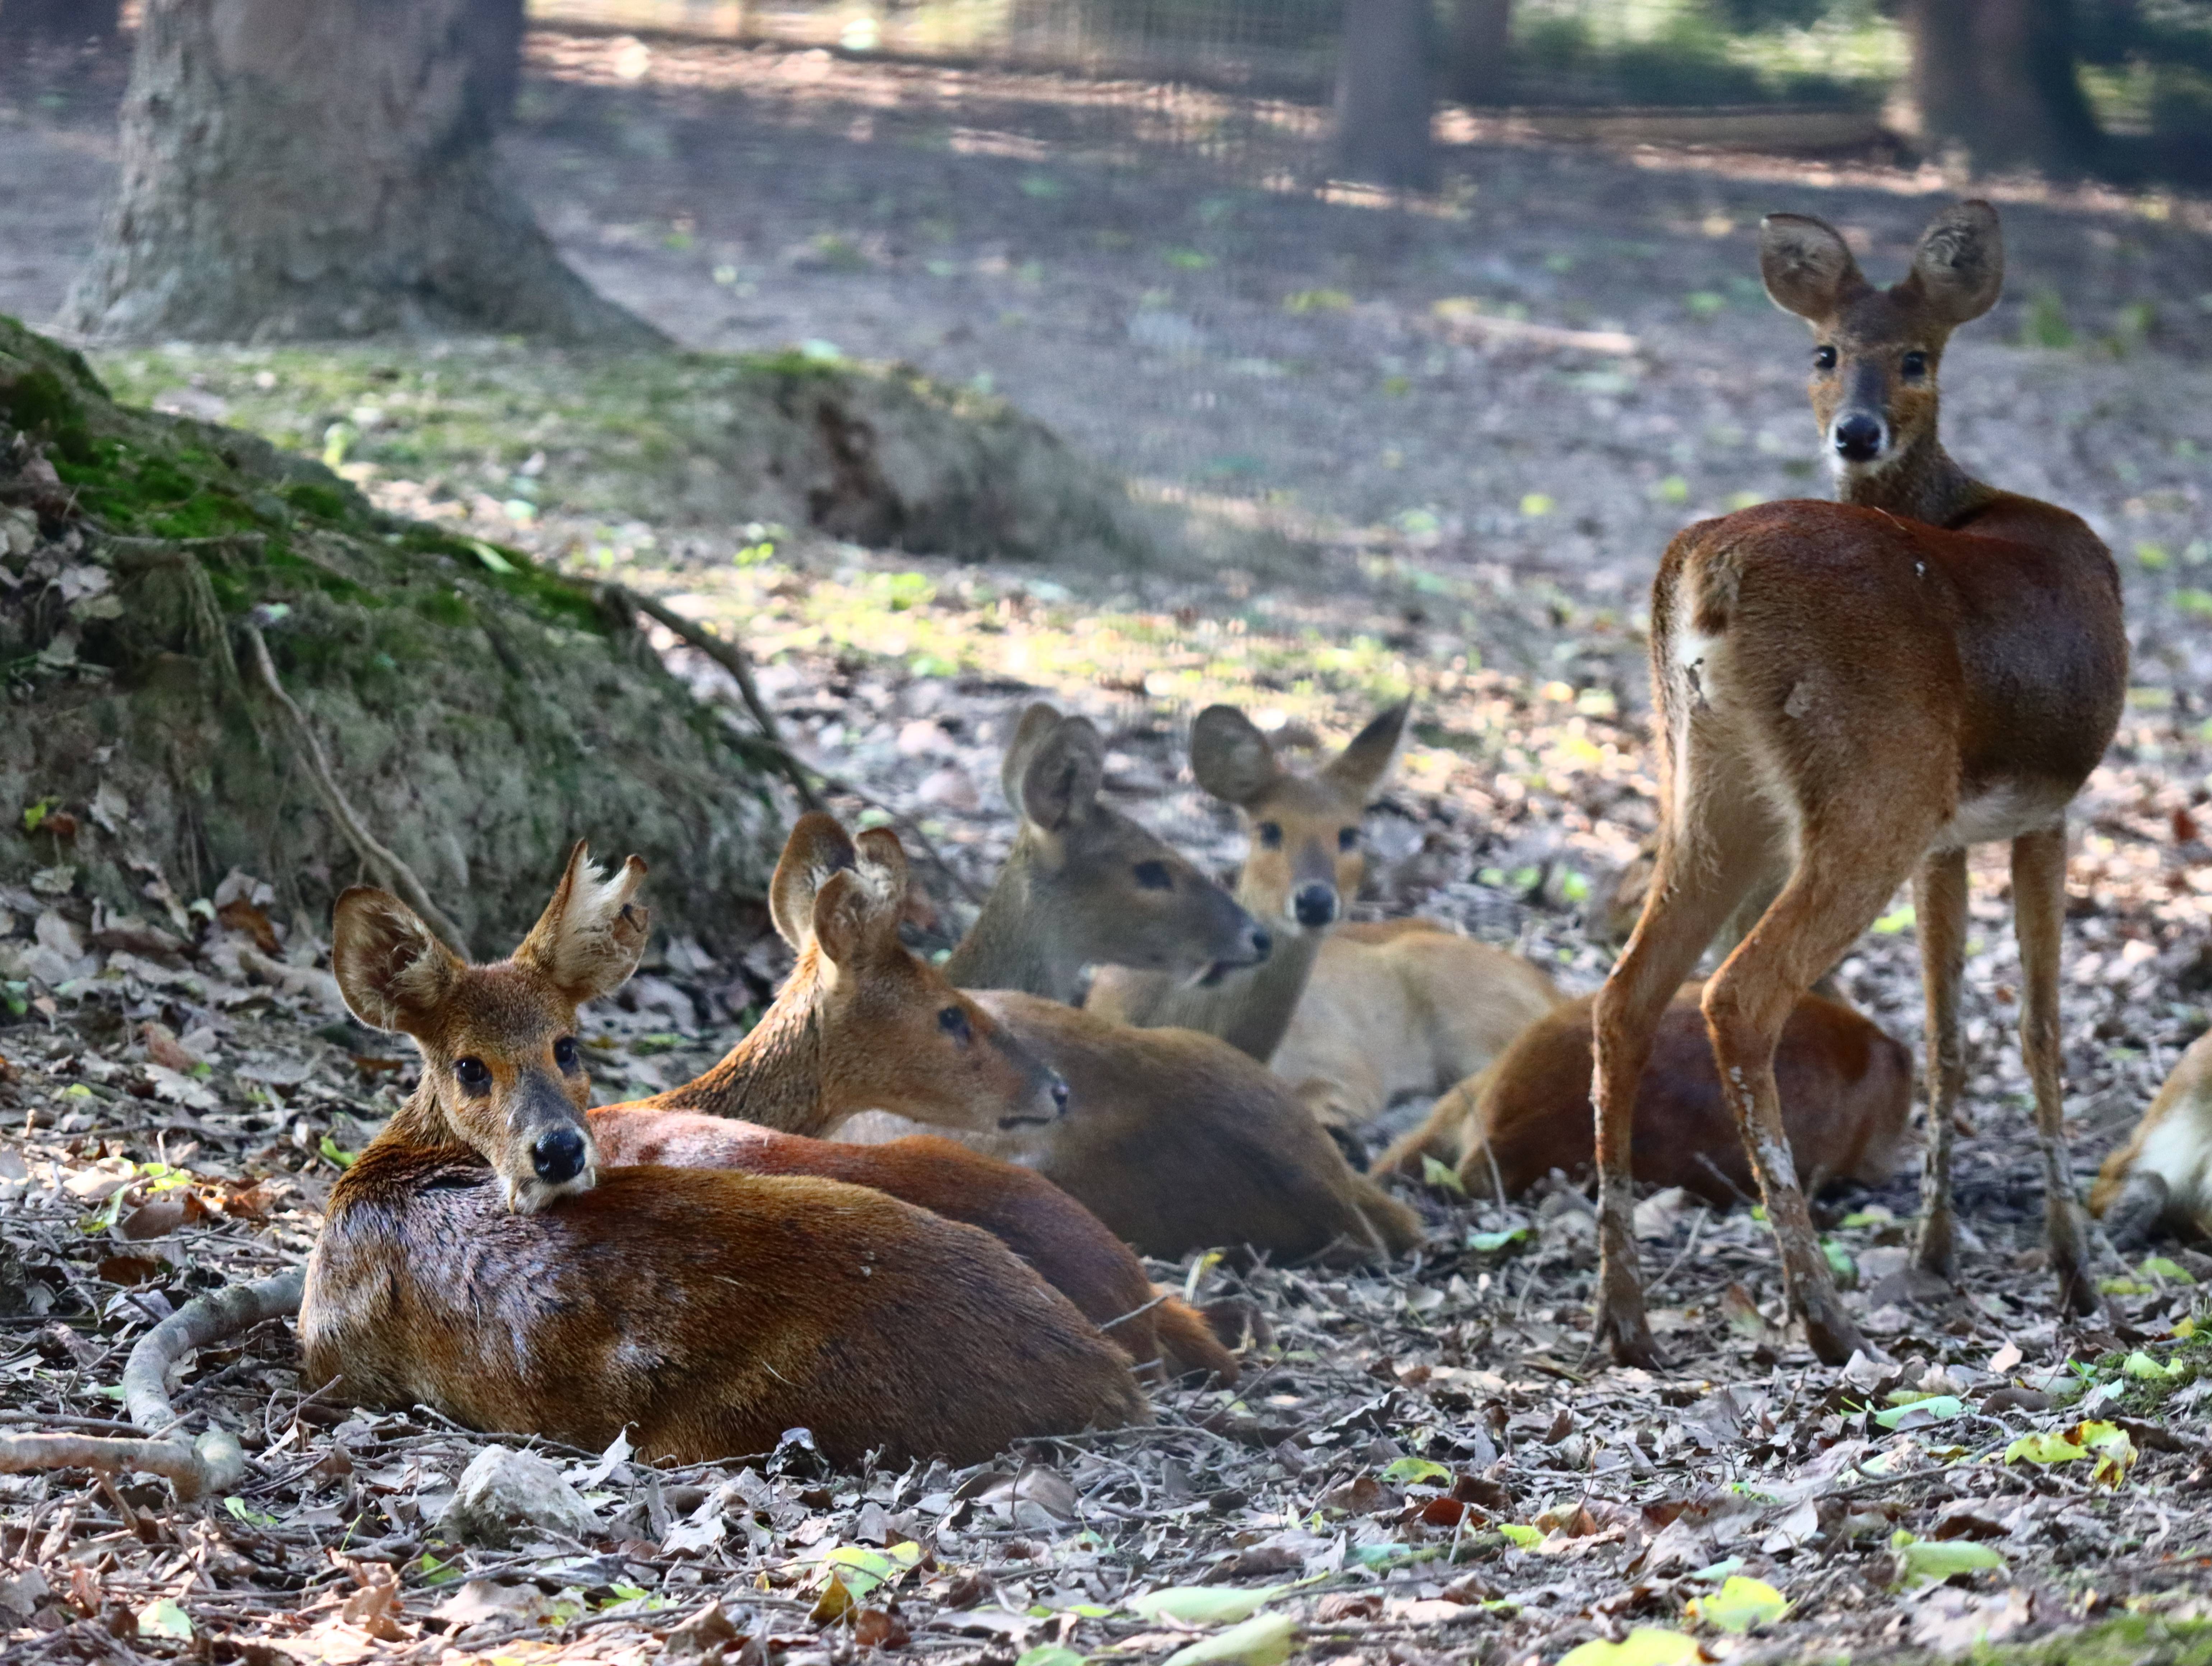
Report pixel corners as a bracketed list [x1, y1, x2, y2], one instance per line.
[593, 813, 1236, 1384]
[1592, 200, 2126, 1367]
[848, 703, 1424, 1262]
[1088, 701, 1561, 1142]
[301, 842, 1147, 1466]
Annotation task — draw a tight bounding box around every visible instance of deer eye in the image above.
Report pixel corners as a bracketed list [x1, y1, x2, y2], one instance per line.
[938, 1006, 973, 1044]
[1900, 349, 1928, 378]
[553, 1037, 580, 1072]
[1812, 345, 1838, 371]
[1132, 860, 1173, 891]
[1338, 827, 1360, 852]
[1257, 822, 1283, 850]
[454, 1057, 492, 1095]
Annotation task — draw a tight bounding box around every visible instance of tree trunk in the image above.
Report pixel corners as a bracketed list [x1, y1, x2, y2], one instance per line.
[465, 0, 527, 131]
[61, 0, 659, 345]
[1446, 0, 1513, 107]
[1330, 0, 1439, 191]
[1905, 0, 2101, 174]
[0, 0, 120, 41]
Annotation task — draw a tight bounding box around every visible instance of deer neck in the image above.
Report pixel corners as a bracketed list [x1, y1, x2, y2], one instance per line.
[1837, 432, 1995, 531]
[380, 1079, 469, 1156]
[657, 965, 839, 1136]
[944, 857, 1082, 1003]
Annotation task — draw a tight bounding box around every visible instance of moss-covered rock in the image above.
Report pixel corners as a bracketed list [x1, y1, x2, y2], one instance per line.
[0, 315, 783, 954]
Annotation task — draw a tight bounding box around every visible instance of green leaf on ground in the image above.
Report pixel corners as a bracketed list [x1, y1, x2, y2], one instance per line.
[1687, 1575, 1790, 1633]
[1558, 1629, 1699, 1666]
[1130, 1586, 1285, 1625]
[1892, 1532, 2004, 1586]
[1160, 1613, 1297, 1666]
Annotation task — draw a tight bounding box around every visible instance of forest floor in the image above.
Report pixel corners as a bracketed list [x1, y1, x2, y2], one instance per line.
[4, 23, 2212, 1666]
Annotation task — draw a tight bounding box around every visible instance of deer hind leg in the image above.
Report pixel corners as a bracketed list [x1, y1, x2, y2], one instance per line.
[1701, 822, 1933, 1365]
[1912, 849, 1970, 1281]
[2013, 825, 2099, 1317]
[1592, 813, 1775, 1368]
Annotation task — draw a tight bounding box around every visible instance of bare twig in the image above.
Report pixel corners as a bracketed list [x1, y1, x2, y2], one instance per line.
[242, 623, 470, 958]
[605, 583, 825, 814]
[0, 1268, 306, 1501]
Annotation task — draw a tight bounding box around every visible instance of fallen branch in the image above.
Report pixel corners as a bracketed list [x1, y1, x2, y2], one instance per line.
[242, 623, 470, 959]
[602, 585, 983, 907]
[605, 584, 824, 814]
[0, 1267, 306, 1501]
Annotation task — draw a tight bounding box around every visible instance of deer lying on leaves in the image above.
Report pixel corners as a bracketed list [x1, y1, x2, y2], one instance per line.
[1089, 700, 1561, 1144]
[849, 703, 1423, 1262]
[594, 813, 1236, 1385]
[1591, 200, 2126, 1367]
[301, 842, 1148, 1466]
[1379, 984, 1910, 1206]
[2092, 1029, 2212, 1247]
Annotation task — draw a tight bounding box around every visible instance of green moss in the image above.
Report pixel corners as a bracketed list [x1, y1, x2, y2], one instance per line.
[282, 480, 354, 521]
[1966, 1615, 2212, 1665]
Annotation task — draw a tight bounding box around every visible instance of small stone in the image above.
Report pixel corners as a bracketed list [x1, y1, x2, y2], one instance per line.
[440, 1445, 603, 1548]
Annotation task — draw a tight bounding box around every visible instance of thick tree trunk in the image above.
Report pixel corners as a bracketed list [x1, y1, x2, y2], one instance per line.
[465, 0, 527, 131]
[1446, 0, 1513, 107]
[0, 0, 120, 41]
[61, 0, 659, 345]
[1905, 0, 2101, 174]
[1330, 0, 1439, 191]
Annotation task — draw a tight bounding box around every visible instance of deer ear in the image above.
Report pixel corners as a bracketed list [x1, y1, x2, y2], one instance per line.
[333, 887, 462, 1035]
[1323, 697, 1411, 800]
[1188, 706, 1278, 805]
[998, 702, 1064, 814]
[1018, 715, 1105, 834]
[809, 867, 878, 970]
[514, 841, 650, 1004]
[853, 824, 913, 906]
[1902, 199, 2003, 327]
[771, 813, 859, 948]
[1759, 212, 1867, 322]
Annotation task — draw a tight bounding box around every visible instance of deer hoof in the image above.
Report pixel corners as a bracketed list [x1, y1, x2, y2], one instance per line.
[1593, 1298, 1668, 1371]
[1800, 1302, 1868, 1367]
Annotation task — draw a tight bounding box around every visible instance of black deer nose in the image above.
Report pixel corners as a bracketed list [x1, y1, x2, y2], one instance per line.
[1293, 885, 1339, 929]
[1048, 1075, 1069, 1115]
[1833, 413, 1884, 462]
[532, 1126, 587, 1184]
[1247, 926, 1272, 962]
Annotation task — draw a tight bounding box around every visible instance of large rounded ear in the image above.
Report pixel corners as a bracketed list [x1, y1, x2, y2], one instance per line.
[333, 886, 463, 1035]
[1188, 706, 1278, 806]
[1017, 713, 1105, 834]
[809, 866, 894, 971]
[514, 842, 651, 1005]
[1901, 199, 2003, 327]
[1760, 212, 1867, 322]
[1323, 697, 1412, 802]
[853, 825, 913, 909]
[770, 813, 858, 948]
[998, 702, 1064, 814]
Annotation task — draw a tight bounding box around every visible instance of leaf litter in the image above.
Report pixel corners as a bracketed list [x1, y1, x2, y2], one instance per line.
[3, 43, 2212, 1666]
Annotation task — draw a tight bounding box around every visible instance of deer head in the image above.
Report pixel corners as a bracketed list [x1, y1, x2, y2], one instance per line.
[769, 811, 1068, 1130]
[1760, 200, 2003, 485]
[332, 842, 650, 1213]
[1189, 699, 1410, 933]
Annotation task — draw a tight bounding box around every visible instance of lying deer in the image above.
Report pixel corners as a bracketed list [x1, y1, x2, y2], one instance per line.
[1379, 984, 1910, 1206]
[1592, 200, 2126, 1366]
[301, 843, 1147, 1466]
[2091, 1029, 2212, 1246]
[849, 703, 1423, 1262]
[1089, 701, 1561, 1140]
[594, 814, 1236, 1384]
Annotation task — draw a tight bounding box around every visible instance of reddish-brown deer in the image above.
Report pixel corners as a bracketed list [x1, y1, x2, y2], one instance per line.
[301, 843, 1148, 1466]
[594, 813, 1236, 1384]
[2091, 1029, 2212, 1247]
[1592, 200, 2126, 1366]
[1089, 701, 1561, 1139]
[849, 703, 1424, 1262]
[1380, 984, 1910, 1206]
